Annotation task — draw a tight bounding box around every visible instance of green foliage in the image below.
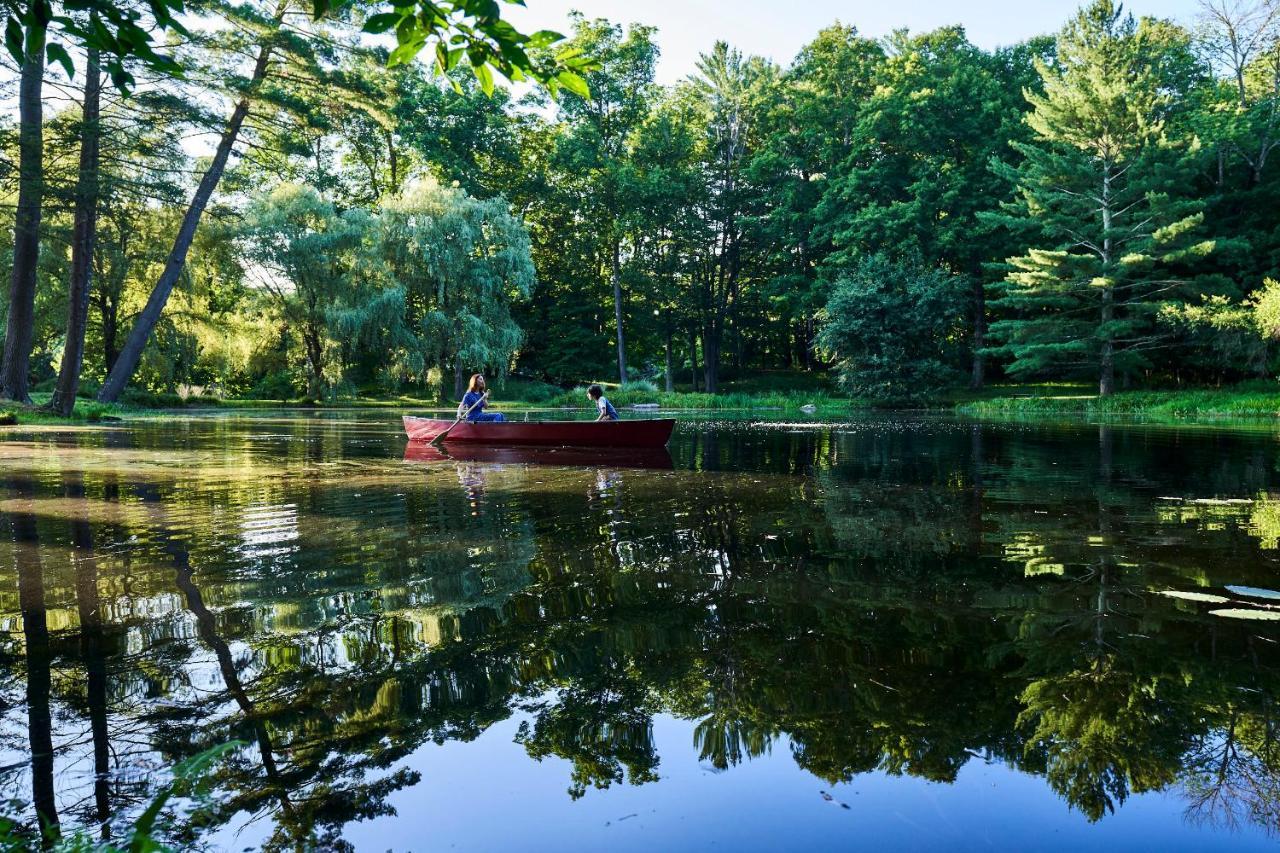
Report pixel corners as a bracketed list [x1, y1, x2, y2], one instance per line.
[1153, 277, 1280, 380]
[620, 379, 657, 394]
[986, 1, 1217, 394]
[366, 178, 534, 394]
[349, 0, 596, 98]
[4, 0, 186, 92]
[237, 178, 534, 399]
[1251, 277, 1280, 338]
[247, 369, 303, 401]
[817, 254, 969, 399]
[538, 386, 851, 411]
[240, 184, 367, 398]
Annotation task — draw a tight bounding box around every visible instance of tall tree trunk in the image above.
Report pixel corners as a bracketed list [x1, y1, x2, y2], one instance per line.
[386, 127, 400, 193]
[611, 242, 627, 383]
[1100, 166, 1111, 399]
[664, 325, 674, 393]
[1099, 296, 1115, 397]
[970, 277, 985, 390]
[101, 294, 119, 375]
[803, 316, 814, 371]
[703, 324, 720, 394]
[453, 356, 466, 400]
[0, 8, 49, 402]
[97, 2, 285, 403]
[689, 329, 700, 392]
[303, 325, 324, 399]
[1099, 166, 1114, 398]
[732, 318, 743, 371]
[50, 43, 102, 417]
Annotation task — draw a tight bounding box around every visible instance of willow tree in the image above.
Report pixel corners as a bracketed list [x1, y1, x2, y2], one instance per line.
[364, 179, 535, 398]
[987, 0, 1215, 395]
[239, 184, 366, 398]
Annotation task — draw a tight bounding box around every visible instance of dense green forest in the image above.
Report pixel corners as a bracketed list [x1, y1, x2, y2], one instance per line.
[3, 0, 1280, 408]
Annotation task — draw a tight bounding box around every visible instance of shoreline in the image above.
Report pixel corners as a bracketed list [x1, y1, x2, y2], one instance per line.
[6, 385, 1280, 427]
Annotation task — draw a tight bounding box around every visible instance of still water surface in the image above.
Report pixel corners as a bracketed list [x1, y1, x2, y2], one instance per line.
[1, 412, 1279, 850]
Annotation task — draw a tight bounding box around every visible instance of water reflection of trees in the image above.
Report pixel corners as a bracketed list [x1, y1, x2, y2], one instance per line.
[0, 420, 1278, 845]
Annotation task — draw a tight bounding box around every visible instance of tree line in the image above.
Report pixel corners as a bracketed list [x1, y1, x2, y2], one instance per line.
[3, 0, 1280, 406]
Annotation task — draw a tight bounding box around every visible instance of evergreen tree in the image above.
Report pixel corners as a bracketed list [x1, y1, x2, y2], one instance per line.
[987, 0, 1215, 395]
[683, 42, 777, 392]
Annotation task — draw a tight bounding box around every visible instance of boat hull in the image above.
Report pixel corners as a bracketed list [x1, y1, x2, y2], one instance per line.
[402, 416, 675, 448]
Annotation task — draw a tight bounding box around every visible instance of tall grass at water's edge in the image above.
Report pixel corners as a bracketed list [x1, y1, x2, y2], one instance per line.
[957, 386, 1280, 418]
[538, 386, 857, 411]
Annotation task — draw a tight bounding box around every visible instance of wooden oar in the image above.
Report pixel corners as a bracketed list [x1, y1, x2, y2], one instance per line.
[431, 390, 488, 447]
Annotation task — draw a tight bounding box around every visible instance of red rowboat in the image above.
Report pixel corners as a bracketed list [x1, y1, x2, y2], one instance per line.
[404, 442, 674, 469]
[402, 415, 675, 448]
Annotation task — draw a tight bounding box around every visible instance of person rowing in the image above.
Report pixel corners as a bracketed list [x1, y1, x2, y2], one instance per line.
[459, 373, 506, 422]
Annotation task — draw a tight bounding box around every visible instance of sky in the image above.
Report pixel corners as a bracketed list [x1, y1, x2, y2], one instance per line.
[506, 0, 1207, 83]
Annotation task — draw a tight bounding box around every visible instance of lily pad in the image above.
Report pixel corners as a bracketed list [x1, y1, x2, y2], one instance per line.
[1209, 608, 1280, 622]
[1157, 590, 1230, 604]
[1225, 585, 1280, 601]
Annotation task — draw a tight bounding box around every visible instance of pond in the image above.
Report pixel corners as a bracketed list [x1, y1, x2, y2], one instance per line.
[1, 411, 1278, 850]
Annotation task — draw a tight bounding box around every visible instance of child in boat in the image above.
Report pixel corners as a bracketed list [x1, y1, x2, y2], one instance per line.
[587, 384, 619, 421]
[460, 374, 506, 422]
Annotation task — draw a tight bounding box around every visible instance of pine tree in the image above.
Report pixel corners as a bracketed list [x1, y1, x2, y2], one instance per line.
[986, 0, 1215, 395]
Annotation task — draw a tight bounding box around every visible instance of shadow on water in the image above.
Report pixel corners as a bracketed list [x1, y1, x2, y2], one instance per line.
[0, 413, 1277, 848]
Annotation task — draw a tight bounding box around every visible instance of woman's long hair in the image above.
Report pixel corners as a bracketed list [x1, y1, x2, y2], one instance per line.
[467, 374, 485, 394]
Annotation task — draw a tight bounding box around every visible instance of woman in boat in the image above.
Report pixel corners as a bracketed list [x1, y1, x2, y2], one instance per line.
[587, 384, 619, 421]
[460, 374, 506, 422]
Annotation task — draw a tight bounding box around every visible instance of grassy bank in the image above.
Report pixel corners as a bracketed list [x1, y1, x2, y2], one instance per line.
[537, 386, 854, 412]
[18, 376, 1277, 425]
[0, 396, 139, 425]
[0, 382, 857, 427]
[957, 383, 1280, 418]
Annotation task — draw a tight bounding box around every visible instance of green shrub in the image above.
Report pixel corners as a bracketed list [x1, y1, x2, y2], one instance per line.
[119, 389, 187, 408]
[247, 369, 301, 400]
[499, 376, 563, 402]
[818, 253, 968, 400]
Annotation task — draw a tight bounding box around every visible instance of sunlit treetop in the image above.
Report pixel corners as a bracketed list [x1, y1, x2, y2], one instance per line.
[347, 0, 596, 98]
[5, 0, 595, 99]
[5, 0, 187, 91]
